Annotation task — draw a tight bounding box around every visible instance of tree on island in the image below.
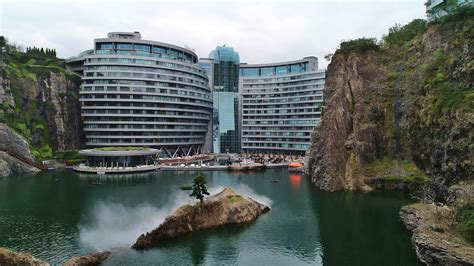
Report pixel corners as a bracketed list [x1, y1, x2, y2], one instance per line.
[181, 175, 210, 204]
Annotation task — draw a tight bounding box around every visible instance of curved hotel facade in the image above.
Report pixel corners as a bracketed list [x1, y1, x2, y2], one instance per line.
[66, 32, 212, 157]
[239, 57, 325, 155]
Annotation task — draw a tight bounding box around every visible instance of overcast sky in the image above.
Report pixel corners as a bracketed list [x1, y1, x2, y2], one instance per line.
[0, 0, 426, 68]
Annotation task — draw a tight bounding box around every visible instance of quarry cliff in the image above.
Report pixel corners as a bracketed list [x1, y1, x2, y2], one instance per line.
[307, 13, 473, 194]
[0, 39, 84, 176]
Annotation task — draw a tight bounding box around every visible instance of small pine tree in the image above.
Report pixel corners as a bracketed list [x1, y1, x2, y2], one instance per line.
[181, 175, 210, 204]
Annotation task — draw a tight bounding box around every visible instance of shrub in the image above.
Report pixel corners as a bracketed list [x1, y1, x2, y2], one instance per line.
[337, 38, 379, 55]
[458, 204, 474, 243]
[382, 19, 427, 47]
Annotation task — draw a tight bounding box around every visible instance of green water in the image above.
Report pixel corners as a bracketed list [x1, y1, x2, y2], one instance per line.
[0, 169, 420, 265]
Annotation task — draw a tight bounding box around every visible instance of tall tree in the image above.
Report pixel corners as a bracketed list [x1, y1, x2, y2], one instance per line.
[181, 175, 210, 203]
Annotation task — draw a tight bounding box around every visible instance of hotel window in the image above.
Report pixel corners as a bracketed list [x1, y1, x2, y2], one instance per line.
[302, 62, 309, 71]
[117, 50, 133, 55]
[96, 50, 110, 55]
[168, 50, 179, 60]
[134, 44, 150, 51]
[116, 43, 133, 50]
[153, 47, 167, 54]
[135, 51, 150, 57]
[242, 68, 259, 77]
[290, 64, 301, 73]
[275, 66, 288, 75]
[98, 43, 114, 50]
[261, 67, 274, 76]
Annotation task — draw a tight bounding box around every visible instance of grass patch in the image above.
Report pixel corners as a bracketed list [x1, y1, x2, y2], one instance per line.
[227, 195, 242, 203]
[360, 157, 430, 184]
[458, 204, 474, 243]
[336, 38, 379, 55]
[93, 146, 151, 151]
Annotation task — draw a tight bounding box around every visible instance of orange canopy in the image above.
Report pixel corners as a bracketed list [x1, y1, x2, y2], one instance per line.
[288, 162, 304, 167]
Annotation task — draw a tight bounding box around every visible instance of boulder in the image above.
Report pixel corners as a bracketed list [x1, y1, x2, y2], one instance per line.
[0, 123, 36, 162]
[0, 151, 40, 177]
[400, 204, 474, 265]
[63, 251, 111, 266]
[0, 123, 41, 177]
[0, 247, 49, 265]
[133, 188, 270, 249]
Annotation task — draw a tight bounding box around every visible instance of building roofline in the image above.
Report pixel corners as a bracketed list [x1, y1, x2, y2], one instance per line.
[93, 37, 198, 59]
[79, 148, 159, 157]
[240, 56, 317, 68]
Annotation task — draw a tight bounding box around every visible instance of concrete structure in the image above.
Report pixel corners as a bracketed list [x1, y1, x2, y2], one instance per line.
[73, 148, 159, 174]
[425, 0, 472, 19]
[66, 32, 212, 158]
[199, 46, 241, 154]
[239, 57, 325, 155]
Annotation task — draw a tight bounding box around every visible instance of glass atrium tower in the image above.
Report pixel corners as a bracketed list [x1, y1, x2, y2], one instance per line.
[203, 46, 241, 153]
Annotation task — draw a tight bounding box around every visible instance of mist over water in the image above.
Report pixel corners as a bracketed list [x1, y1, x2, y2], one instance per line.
[232, 183, 273, 207]
[0, 169, 419, 265]
[79, 189, 191, 250]
[78, 184, 272, 250]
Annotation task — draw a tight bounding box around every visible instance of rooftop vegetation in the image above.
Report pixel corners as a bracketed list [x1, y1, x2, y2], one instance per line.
[92, 146, 151, 151]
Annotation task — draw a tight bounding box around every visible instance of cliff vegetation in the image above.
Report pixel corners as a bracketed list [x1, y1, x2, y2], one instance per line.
[0, 37, 84, 161]
[307, 7, 473, 195]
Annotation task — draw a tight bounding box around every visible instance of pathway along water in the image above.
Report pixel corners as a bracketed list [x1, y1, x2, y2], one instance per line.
[0, 169, 420, 265]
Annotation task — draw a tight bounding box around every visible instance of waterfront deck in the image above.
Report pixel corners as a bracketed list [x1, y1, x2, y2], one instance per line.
[73, 164, 160, 174]
[160, 165, 227, 171]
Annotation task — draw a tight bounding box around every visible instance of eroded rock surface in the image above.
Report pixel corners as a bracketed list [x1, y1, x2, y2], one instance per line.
[400, 204, 474, 265]
[0, 124, 40, 177]
[0, 247, 49, 265]
[133, 188, 270, 249]
[307, 18, 473, 193]
[63, 251, 111, 266]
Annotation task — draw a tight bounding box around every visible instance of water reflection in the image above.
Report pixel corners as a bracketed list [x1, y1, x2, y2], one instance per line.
[309, 189, 421, 266]
[77, 172, 157, 186]
[289, 174, 302, 190]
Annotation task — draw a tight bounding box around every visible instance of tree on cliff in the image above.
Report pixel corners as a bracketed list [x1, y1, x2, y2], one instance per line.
[181, 175, 210, 204]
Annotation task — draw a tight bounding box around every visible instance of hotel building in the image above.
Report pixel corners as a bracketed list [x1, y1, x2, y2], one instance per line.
[239, 57, 325, 155]
[66, 32, 212, 158]
[199, 46, 241, 154]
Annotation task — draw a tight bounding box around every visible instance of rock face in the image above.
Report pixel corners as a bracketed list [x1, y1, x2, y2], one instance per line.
[63, 251, 111, 266]
[0, 123, 36, 162]
[1, 48, 84, 162]
[4, 72, 84, 151]
[400, 204, 474, 265]
[0, 123, 41, 177]
[307, 51, 384, 191]
[0, 247, 49, 265]
[307, 17, 473, 193]
[133, 188, 270, 249]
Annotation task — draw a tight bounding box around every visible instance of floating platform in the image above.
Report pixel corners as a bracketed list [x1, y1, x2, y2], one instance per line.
[160, 165, 227, 171]
[73, 164, 160, 174]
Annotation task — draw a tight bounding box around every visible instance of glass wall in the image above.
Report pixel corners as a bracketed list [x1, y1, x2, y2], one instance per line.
[240, 61, 314, 77]
[208, 46, 241, 153]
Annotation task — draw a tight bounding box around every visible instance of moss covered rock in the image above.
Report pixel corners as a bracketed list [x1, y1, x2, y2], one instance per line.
[132, 188, 270, 249]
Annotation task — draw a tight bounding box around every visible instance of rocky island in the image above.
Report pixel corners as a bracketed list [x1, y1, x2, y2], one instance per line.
[133, 188, 270, 249]
[0, 247, 49, 265]
[63, 251, 111, 266]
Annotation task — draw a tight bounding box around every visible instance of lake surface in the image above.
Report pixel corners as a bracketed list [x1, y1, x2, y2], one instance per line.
[0, 169, 420, 265]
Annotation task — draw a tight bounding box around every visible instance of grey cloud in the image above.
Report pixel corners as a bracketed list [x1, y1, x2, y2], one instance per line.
[0, 1, 425, 68]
